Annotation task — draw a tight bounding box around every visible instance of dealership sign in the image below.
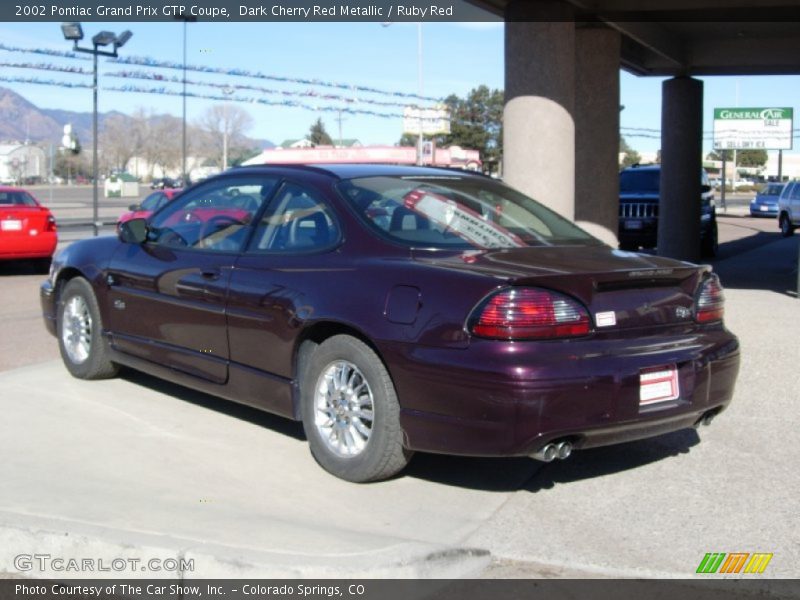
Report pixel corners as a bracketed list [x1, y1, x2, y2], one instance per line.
[403, 104, 451, 135]
[713, 107, 793, 150]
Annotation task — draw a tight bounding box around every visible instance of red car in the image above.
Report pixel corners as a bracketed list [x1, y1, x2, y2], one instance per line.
[117, 189, 182, 229]
[0, 186, 57, 271]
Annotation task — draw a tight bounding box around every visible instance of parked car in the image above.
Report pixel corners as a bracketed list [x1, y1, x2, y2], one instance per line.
[778, 180, 800, 236]
[0, 186, 57, 272]
[750, 183, 784, 217]
[117, 189, 183, 230]
[150, 177, 180, 190]
[41, 165, 740, 482]
[619, 164, 718, 257]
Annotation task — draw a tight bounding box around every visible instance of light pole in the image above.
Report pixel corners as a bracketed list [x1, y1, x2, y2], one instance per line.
[416, 23, 424, 166]
[382, 22, 425, 165]
[222, 87, 234, 170]
[61, 23, 132, 237]
[175, 13, 197, 185]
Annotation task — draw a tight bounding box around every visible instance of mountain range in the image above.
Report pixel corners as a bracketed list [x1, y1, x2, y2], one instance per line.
[0, 86, 274, 149]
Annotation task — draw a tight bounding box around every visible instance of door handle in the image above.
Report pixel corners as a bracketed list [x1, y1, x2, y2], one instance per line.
[201, 269, 221, 281]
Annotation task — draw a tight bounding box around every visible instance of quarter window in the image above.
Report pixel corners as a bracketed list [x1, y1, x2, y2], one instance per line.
[247, 183, 339, 253]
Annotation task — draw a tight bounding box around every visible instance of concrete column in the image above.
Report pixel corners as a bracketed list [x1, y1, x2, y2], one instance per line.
[574, 27, 621, 247]
[504, 1, 575, 219]
[658, 77, 703, 262]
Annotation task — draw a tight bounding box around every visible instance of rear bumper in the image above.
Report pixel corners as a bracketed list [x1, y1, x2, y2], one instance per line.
[0, 233, 57, 260]
[383, 328, 740, 457]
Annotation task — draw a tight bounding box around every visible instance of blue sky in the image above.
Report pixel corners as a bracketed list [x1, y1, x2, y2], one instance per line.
[1, 20, 798, 157]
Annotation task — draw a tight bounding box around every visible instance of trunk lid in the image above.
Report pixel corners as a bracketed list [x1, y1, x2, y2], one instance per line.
[0, 205, 53, 237]
[412, 245, 706, 332]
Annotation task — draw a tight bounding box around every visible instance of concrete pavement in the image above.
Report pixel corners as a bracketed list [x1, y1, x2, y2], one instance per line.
[0, 226, 798, 580]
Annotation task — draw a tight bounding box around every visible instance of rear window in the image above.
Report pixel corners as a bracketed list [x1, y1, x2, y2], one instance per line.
[0, 191, 36, 206]
[336, 175, 599, 250]
[760, 184, 784, 196]
[619, 169, 660, 193]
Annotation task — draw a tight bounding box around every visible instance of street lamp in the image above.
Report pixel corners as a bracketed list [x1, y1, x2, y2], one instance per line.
[61, 22, 132, 237]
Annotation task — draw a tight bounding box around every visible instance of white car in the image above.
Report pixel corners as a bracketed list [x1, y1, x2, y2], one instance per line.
[777, 180, 800, 237]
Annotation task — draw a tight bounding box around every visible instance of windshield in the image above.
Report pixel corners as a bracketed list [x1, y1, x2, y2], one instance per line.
[336, 175, 599, 250]
[619, 169, 660, 193]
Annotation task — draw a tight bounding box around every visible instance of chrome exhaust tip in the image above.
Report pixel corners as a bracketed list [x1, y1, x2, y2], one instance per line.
[556, 441, 572, 460]
[532, 443, 558, 462]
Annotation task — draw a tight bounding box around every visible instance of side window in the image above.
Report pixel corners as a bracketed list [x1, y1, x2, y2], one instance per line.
[247, 183, 339, 253]
[147, 176, 278, 252]
[791, 183, 800, 201]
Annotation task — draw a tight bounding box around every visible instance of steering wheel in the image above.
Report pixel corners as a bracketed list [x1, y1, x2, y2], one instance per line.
[157, 227, 189, 247]
[199, 214, 245, 244]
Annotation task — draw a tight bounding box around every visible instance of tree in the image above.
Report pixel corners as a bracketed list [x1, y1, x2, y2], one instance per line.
[706, 148, 767, 167]
[198, 103, 255, 169]
[399, 86, 503, 171]
[308, 118, 333, 146]
[619, 136, 641, 168]
[101, 114, 141, 173]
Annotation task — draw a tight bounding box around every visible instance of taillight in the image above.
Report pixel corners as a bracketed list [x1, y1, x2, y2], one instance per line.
[469, 287, 590, 340]
[44, 214, 57, 232]
[696, 275, 724, 323]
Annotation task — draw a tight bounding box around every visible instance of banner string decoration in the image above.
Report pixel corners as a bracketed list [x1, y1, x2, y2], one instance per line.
[0, 60, 92, 76]
[0, 42, 91, 61]
[108, 54, 445, 103]
[105, 70, 428, 110]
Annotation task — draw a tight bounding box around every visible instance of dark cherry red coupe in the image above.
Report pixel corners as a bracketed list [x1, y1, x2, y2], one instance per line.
[41, 165, 740, 482]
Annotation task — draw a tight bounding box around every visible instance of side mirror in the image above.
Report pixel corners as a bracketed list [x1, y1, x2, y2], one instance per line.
[128, 203, 141, 211]
[119, 218, 148, 244]
[701, 184, 711, 194]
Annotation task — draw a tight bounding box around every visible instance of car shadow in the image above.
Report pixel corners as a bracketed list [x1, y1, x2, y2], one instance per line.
[0, 259, 48, 277]
[404, 428, 700, 492]
[119, 368, 307, 442]
[117, 366, 701, 491]
[709, 231, 799, 297]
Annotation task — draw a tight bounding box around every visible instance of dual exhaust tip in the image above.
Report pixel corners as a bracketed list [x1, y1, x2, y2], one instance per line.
[532, 440, 573, 463]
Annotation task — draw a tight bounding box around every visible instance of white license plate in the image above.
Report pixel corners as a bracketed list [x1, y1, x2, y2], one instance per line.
[640, 365, 680, 405]
[624, 219, 643, 230]
[760, 205, 770, 212]
[1, 220, 22, 231]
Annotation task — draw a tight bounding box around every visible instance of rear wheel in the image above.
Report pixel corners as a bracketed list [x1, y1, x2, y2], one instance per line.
[300, 335, 411, 482]
[780, 214, 796, 237]
[57, 278, 118, 380]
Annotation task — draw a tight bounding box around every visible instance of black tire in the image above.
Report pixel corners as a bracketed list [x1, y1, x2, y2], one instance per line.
[780, 214, 796, 237]
[57, 278, 119, 380]
[701, 220, 719, 258]
[300, 335, 411, 482]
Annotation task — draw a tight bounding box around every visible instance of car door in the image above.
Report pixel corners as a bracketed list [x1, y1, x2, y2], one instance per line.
[225, 181, 342, 416]
[106, 174, 278, 384]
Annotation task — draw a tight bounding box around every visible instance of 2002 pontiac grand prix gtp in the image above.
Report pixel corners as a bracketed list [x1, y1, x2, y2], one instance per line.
[41, 164, 740, 482]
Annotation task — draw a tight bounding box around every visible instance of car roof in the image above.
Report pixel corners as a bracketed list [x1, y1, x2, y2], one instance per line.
[621, 164, 660, 172]
[231, 163, 483, 180]
[0, 186, 28, 193]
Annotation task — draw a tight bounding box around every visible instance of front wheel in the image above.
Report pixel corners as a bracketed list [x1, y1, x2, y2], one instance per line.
[300, 335, 411, 482]
[57, 278, 119, 380]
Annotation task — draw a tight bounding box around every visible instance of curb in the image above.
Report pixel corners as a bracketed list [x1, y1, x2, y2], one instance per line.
[0, 512, 491, 579]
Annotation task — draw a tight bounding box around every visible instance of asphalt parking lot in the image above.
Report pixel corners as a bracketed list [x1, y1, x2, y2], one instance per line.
[1, 190, 798, 582]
